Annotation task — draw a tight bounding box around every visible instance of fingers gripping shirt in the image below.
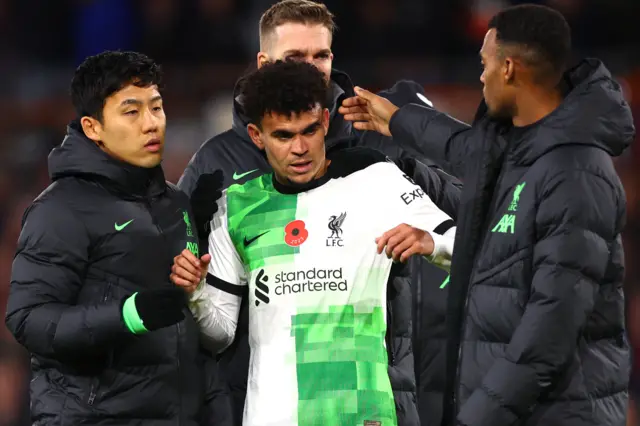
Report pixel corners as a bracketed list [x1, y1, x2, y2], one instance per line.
[189, 153, 454, 426]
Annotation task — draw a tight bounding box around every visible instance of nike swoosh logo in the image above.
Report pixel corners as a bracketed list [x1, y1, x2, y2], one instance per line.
[243, 231, 269, 247]
[233, 169, 259, 181]
[114, 219, 134, 231]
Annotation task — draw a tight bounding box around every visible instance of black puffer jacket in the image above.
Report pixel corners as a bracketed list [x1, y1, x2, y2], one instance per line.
[178, 69, 461, 426]
[5, 124, 210, 426]
[388, 58, 634, 426]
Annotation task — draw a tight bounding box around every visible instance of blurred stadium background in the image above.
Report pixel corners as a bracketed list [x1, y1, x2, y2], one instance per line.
[1, 0, 639, 425]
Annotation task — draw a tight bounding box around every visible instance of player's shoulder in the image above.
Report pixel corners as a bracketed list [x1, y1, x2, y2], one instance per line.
[165, 180, 194, 205]
[184, 129, 261, 187]
[194, 129, 242, 157]
[327, 146, 394, 179]
[224, 174, 274, 214]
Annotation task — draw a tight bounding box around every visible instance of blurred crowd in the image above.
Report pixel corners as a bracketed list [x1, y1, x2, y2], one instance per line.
[1, 0, 640, 425]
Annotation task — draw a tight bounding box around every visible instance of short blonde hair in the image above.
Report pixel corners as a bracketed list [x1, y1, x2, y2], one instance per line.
[259, 0, 336, 48]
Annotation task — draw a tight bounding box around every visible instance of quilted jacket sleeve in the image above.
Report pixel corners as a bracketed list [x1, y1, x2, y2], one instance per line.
[389, 103, 476, 179]
[5, 198, 128, 360]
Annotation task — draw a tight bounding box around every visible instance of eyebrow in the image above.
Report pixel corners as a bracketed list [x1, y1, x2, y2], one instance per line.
[303, 120, 321, 132]
[271, 129, 294, 138]
[283, 49, 331, 57]
[119, 94, 162, 107]
[282, 49, 304, 57]
[270, 119, 321, 138]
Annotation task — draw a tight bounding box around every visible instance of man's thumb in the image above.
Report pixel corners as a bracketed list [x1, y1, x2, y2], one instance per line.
[201, 254, 212, 266]
[354, 86, 373, 101]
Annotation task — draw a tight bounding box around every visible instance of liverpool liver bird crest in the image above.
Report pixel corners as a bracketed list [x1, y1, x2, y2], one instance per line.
[328, 212, 347, 239]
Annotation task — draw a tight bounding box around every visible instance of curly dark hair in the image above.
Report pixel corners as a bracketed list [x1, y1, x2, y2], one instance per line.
[241, 60, 329, 127]
[489, 4, 571, 82]
[71, 50, 163, 122]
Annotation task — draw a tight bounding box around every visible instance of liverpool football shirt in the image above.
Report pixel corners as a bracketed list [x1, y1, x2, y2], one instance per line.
[189, 148, 454, 426]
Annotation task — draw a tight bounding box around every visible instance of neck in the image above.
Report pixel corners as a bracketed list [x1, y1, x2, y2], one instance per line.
[512, 85, 563, 127]
[272, 158, 332, 195]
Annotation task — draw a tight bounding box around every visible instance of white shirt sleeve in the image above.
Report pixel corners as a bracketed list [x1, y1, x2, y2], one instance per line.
[188, 192, 247, 354]
[381, 161, 456, 270]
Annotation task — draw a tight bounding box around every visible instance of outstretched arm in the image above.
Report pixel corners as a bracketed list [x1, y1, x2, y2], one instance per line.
[341, 87, 475, 178]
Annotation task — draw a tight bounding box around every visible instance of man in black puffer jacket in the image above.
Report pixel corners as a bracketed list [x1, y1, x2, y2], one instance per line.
[341, 5, 634, 426]
[5, 51, 218, 426]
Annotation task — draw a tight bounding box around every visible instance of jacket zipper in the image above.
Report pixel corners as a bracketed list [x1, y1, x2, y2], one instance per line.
[87, 386, 97, 405]
[88, 283, 112, 405]
[176, 322, 182, 426]
[413, 263, 422, 392]
[144, 197, 182, 424]
[453, 150, 510, 413]
[386, 300, 395, 366]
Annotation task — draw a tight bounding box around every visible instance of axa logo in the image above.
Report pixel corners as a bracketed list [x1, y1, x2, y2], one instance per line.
[186, 241, 199, 258]
[254, 269, 270, 306]
[326, 212, 346, 247]
[492, 182, 526, 234]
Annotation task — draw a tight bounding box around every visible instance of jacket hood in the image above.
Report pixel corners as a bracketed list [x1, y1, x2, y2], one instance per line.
[231, 68, 355, 149]
[48, 121, 166, 198]
[510, 58, 635, 164]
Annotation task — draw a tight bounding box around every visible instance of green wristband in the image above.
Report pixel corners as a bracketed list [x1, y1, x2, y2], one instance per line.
[122, 293, 148, 335]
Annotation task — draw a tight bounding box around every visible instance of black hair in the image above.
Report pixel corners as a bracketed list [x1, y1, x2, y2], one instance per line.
[489, 4, 571, 82]
[241, 60, 329, 127]
[70, 50, 163, 121]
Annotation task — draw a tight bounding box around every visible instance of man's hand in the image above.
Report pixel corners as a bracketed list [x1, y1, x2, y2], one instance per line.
[375, 224, 435, 263]
[122, 288, 187, 334]
[339, 87, 400, 137]
[171, 249, 211, 294]
[191, 170, 224, 241]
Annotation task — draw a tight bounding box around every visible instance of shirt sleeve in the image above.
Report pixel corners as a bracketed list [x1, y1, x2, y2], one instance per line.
[188, 192, 247, 354]
[381, 161, 456, 269]
[388, 102, 475, 179]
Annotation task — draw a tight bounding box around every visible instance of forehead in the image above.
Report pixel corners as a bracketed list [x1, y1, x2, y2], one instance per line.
[271, 23, 332, 55]
[261, 107, 323, 132]
[480, 28, 498, 58]
[105, 84, 161, 107]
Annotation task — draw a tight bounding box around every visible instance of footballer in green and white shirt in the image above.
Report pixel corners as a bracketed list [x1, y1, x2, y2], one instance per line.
[187, 61, 455, 426]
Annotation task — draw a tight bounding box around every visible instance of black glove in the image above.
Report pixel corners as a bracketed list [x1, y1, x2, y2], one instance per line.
[190, 170, 224, 248]
[122, 288, 186, 334]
